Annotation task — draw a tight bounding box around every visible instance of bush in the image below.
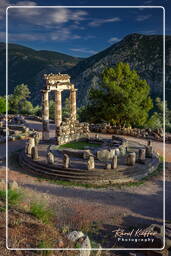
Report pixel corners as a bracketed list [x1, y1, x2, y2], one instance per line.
[20, 100, 34, 114]
[144, 112, 162, 129]
[37, 240, 53, 255]
[0, 189, 23, 206]
[0, 96, 6, 114]
[166, 123, 171, 133]
[30, 202, 54, 224]
[33, 105, 41, 116]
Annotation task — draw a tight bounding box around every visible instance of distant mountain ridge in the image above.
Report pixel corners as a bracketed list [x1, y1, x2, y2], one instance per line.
[1, 33, 171, 106]
[69, 33, 171, 105]
[0, 42, 82, 101]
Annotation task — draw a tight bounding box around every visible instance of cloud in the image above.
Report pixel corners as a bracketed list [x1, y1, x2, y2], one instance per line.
[108, 37, 120, 43]
[141, 30, 157, 34]
[70, 48, 97, 55]
[89, 17, 121, 27]
[136, 15, 152, 22]
[144, 0, 153, 4]
[50, 29, 81, 41]
[0, 0, 88, 26]
[8, 6, 88, 27]
[0, 0, 89, 43]
[1, 28, 82, 42]
[0, 0, 10, 20]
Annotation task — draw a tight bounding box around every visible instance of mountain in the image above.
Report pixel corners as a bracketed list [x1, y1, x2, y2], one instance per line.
[1, 33, 171, 106]
[0, 42, 82, 102]
[69, 33, 171, 106]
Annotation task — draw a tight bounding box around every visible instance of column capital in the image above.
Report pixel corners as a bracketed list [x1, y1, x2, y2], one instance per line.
[56, 90, 62, 94]
[41, 89, 50, 93]
[71, 88, 77, 92]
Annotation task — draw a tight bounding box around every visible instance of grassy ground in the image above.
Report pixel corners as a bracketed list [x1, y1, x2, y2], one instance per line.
[58, 141, 101, 150]
[0, 188, 77, 254]
[0, 188, 118, 255]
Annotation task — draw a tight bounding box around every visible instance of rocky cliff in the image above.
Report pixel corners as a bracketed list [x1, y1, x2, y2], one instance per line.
[69, 33, 171, 106]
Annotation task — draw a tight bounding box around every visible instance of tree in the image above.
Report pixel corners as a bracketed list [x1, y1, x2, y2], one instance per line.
[0, 96, 6, 114]
[144, 112, 162, 130]
[13, 83, 30, 100]
[8, 84, 31, 114]
[145, 97, 171, 131]
[20, 100, 34, 114]
[49, 100, 55, 120]
[85, 62, 153, 127]
[62, 97, 70, 120]
[49, 97, 71, 121]
[33, 105, 41, 116]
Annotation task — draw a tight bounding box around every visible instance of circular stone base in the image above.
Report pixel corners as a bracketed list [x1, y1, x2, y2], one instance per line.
[20, 138, 160, 185]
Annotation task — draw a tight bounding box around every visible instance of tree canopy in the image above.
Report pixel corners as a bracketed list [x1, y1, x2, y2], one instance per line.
[83, 62, 153, 127]
[145, 97, 171, 131]
[0, 96, 6, 114]
[8, 84, 33, 114]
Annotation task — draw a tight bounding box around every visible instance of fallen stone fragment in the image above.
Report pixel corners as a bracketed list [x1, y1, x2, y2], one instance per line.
[67, 231, 85, 242]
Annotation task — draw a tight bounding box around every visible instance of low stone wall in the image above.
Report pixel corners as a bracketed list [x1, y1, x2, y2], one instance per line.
[90, 123, 164, 141]
[56, 119, 89, 145]
[0, 125, 35, 144]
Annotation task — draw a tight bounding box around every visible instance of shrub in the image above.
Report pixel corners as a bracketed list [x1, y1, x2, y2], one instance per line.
[144, 112, 162, 129]
[30, 202, 54, 224]
[0, 189, 23, 206]
[37, 240, 53, 256]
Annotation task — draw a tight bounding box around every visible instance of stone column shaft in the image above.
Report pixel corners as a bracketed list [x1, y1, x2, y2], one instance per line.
[55, 91, 62, 127]
[42, 90, 49, 140]
[70, 89, 77, 121]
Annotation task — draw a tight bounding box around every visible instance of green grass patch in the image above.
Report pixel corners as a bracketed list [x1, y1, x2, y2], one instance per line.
[50, 179, 96, 188]
[30, 202, 54, 224]
[58, 141, 100, 150]
[0, 189, 23, 206]
[37, 240, 53, 255]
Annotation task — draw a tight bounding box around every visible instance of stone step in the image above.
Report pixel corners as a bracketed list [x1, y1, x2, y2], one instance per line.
[19, 151, 160, 184]
[21, 151, 116, 178]
[19, 153, 117, 181]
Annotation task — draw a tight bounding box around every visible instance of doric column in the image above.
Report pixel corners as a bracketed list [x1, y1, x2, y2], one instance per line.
[70, 89, 77, 121]
[55, 91, 62, 127]
[42, 90, 49, 140]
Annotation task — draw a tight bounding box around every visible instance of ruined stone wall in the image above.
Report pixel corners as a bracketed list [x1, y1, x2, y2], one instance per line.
[56, 119, 89, 145]
[89, 123, 164, 142]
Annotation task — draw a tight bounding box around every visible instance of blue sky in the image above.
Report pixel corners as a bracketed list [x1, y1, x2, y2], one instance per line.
[0, 0, 170, 57]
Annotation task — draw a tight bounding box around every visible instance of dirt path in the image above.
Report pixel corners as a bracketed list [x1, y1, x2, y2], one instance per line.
[0, 140, 26, 160]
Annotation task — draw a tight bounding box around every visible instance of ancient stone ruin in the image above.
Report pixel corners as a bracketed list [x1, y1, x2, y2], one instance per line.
[42, 73, 89, 144]
[19, 73, 160, 186]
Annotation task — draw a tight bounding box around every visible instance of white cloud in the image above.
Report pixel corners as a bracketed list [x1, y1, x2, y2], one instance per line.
[0, 0, 11, 20]
[141, 30, 156, 34]
[1, 28, 82, 42]
[70, 48, 97, 55]
[50, 29, 81, 41]
[8, 6, 88, 27]
[0, 31, 46, 41]
[136, 15, 152, 22]
[144, 0, 153, 4]
[0, 0, 88, 26]
[89, 17, 121, 27]
[108, 37, 120, 43]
